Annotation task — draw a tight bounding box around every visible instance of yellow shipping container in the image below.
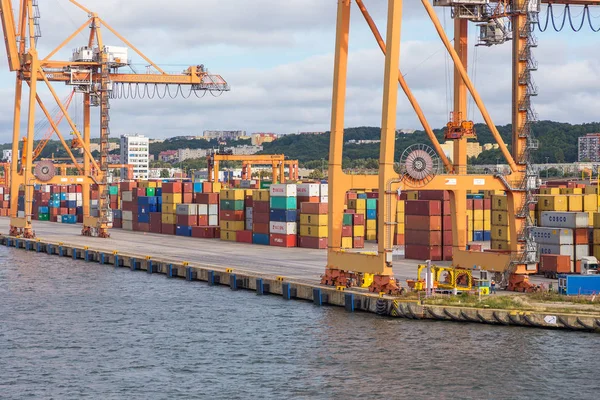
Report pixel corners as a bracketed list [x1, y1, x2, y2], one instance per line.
[397, 200, 405, 213]
[367, 220, 377, 230]
[353, 225, 365, 237]
[484, 220, 491, 231]
[491, 239, 511, 251]
[355, 209, 366, 216]
[300, 225, 328, 238]
[467, 219, 473, 231]
[220, 221, 245, 231]
[220, 230, 237, 242]
[483, 209, 491, 221]
[407, 191, 419, 200]
[300, 214, 328, 226]
[212, 183, 222, 193]
[395, 223, 405, 235]
[253, 190, 270, 201]
[583, 194, 597, 212]
[594, 245, 600, 260]
[162, 204, 176, 215]
[342, 237, 353, 248]
[366, 230, 377, 241]
[584, 186, 598, 195]
[491, 226, 511, 241]
[473, 210, 484, 221]
[163, 193, 182, 204]
[483, 190, 503, 198]
[589, 212, 595, 227]
[474, 220, 484, 231]
[491, 195, 508, 211]
[593, 229, 600, 244]
[348, 199, 366, 210]
[537, 195, 568, 211]
[161, 213, 176, 224]
[466, 209, 474, 219]
[540, 188, 560, 195]
[220, 189, 245, 201]
[594, 212, 600, 228]
[568, 195, 583, 212]
[138, 181, 149, 189]
[559, 188, 574, 195]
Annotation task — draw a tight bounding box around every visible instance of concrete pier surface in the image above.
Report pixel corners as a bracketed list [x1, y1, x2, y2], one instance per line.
[0, 217, 434, 283]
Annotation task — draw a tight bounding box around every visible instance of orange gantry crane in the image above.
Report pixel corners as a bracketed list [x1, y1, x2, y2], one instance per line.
[207, 152, 298, 184]
[0, 0, 229, 238]
[323, 0, 600, 293]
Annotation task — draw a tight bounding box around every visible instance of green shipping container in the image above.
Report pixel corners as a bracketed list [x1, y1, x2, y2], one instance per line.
[109, 186, 119, 196]
[220, 199, 244, 211]
[38, 213, 49, 221]
[343, 213, 353, 226]
[260, 181, 272, 190]
[270, 196, 297, 210]
[366, 199, 377, 209]
[146, 187, 156, 197]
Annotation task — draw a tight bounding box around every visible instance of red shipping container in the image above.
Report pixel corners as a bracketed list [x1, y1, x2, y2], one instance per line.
[405, 215, 442, 231]
[161, 223, 176, 235]
[393, 234, 405, 245]
[443, 230, 453, 246]
[405, 245, 442, 261]
[236, 230, 253, 244]
[270, 233, 297, 248]
[419, 190, 449, 201]
[253, 213, 270, 224]
[301, 203, 328, 214]
[405, 230, 442, 246]
[353, 236, 364, 248]
[467, 243, 482, 251]
[245, 195, 253, 208]
[163, 182, 182, 193]
[198, 215, 208, 226]
[347, 192, 358, 200]
[182, 182, 193, 193]
[398, 192, 408, 201]
[342, 226, 353, 237]
[297, 196, 320, 204]
[466, 199, 474, 209]
[68, 208, 76, 215]
[183, 193, 193, 203]
[60, 207, 68, 215]
[113, 218, 122, 229]
[483, 199, 491, 210]
[220, 210, 244, 221]
[366, 192, 378, 199]
[442, 201, 451, 216]
[473, 199, 484, 210]
[539, 254, 571, 276]
[150, 222, 162, 234]
[405, 200, 441, 216]
[202, 182, 213, 193]
[120, 182, 137, 191]
[177, 215, 198, 226]
[50, 208, 58, 216]
[197, 193, 219, 204]
[138, 223, 150, 233]
[353, 214, 365, 225]
[253, 222, 269, 235]
[253, 201, 270, 213]
[443, 245, 453, 261]
[299, 236, 328, 249]
[132, 222, 139, 231]
[574, 228, 588, 245]
[442, 215, 452, 231]
[192, 226, 218, 238]
[134, 188, 146, 198]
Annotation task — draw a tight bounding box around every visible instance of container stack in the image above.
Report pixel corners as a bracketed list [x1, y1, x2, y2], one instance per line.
[365, 193, 377, 241]
[252, 189, 270, 245]
[161, 182, 182, 235]
[404, 199, 442, 261]
[592, 213, 600, 260]
[539, 211, 590, 272]
[219, 189, 246, 242]
[175, 203, 198, 237]
[352, 213, 365, 248]
[299, 202, 328, 249]
[491, 194, 509, 250]
[394, 198, 405, 246]
[341, 212, 353, 249]
[297, 183, 320, 205]
[34, 185, 50, 221]
[121, 187, 135, 231]
[269, 184, 297, 247]
[347, 194, 367, 243]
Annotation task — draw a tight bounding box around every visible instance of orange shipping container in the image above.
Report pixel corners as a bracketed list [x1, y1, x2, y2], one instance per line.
[405, 215, 442, 231]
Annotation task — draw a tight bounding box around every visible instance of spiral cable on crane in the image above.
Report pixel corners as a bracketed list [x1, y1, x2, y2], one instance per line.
[535, 4, 600, 32]
[110, 83, 224, 100]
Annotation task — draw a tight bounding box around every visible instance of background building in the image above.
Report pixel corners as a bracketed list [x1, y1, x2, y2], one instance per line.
[203, 130, 245, 141]
[578, 133, 600, 162]
[2, 149, 20, 163]
[120, 134, 149, 179]
[251, 133, 278, 146]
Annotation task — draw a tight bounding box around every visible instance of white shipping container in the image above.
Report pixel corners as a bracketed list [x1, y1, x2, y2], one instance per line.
[320, 183, 328, 196]
[270, 221, 297, 235]
[208, 204, 218, 215]
[77, 200, 83, 207]
[0, 187, 4, 195]
[122, 191, 133, 202]
[198, 204, 208, 215]
[245, 219, 253, 231]
[41, 185, 51, 193]
[246, 207, 253, 218]
[3, 194, 9, 201]
[76, 193, 82, 201]
[176, 203, 198, 216]
[208, 215, 218, 226]
[270, 184, 296, 197]
[531, 227, 573, 245]
[122, 210, 133, 221]
[540, 212, 588, 229]
[67, 193, 77, 201]
[240, 180, 252, 189]
[539, 244, 574, 260]
[575, 244, 590, 260]
[122, 220, 133, 231]
[297, 183, 320, 197]
[17, 211, 25, 218]
[56, 216, 61, 223]
[320, 196, 329, 203]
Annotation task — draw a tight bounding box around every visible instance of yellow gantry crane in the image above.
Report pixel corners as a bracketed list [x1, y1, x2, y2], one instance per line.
[0, 0, 229, 238]
[323, 0, 600, 294]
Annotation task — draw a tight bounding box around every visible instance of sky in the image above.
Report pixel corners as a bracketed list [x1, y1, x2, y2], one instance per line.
[0, 0, 598, 143]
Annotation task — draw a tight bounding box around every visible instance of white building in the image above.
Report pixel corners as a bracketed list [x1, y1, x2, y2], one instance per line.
[225, 145, 263, 155]
[120, 134, 149, 180]
[2, 149, 20, 163]
[203, 130, 246, 140]
[177, 148, 208, 162]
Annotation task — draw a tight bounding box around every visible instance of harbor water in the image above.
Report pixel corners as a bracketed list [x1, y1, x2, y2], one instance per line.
[1, 247, 599, 399]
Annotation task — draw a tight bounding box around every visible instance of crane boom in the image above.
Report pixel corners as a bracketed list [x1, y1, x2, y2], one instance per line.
[0, 0, 19, 71]
[32, 91, 76, 161]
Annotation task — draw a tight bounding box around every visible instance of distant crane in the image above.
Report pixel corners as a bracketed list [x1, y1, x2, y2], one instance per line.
[0, 0, 229, 238]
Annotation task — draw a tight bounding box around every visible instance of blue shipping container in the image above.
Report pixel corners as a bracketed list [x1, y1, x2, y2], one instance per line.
[559, 275, 600, 295]
[60, 193, 67, 201]
[366, 209, 377, 220]
[149, 204, 158, 213]
[252, 233, 270, 245]
[76, 206, 83, 215]
[138, 214, 150, 224]
[269, 209, 297, 223]
[193, 182, 203, 193]
[113, 209, 122, 219]
[176, 225, 192, 237]
[66, 200, 77, 208]
[155, 188, 162, 197]
[483, 231, 491, 241]
[61, 215, 77, 224]
[138, 206, 149, 215]
[473, 231, 484, 241]
[358, 193, 368, 199]
[138, 196, 157, 206]
[38, 206, 49, 214]
[157, 195, 163, 204]
[51, 193, 60, 201]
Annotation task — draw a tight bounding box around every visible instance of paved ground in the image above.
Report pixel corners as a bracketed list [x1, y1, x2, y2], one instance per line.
[0, 218, 553, 288]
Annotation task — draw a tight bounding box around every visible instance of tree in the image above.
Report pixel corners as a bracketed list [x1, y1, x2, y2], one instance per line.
[308, 169, 324, 180]
[160, 168, 170, 178]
